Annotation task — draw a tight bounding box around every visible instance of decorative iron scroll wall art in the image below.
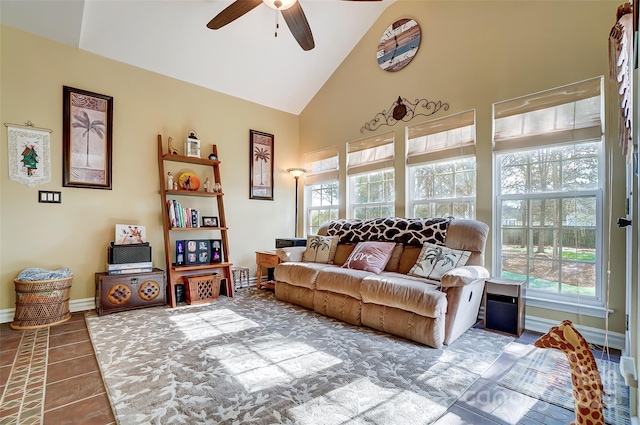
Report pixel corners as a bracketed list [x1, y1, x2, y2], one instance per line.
[360, 96, 449, 133]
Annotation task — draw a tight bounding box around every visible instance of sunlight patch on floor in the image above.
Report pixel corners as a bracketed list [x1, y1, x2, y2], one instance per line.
[169, 309, 259, 341]
[206, 335, 342, 392]
[288, 377, 446, 425]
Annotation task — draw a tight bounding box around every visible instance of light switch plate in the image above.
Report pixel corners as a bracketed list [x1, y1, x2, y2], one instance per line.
[38, 190, 61, 204]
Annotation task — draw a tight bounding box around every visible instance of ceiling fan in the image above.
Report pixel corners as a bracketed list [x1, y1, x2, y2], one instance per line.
[207, 0, 380, 51]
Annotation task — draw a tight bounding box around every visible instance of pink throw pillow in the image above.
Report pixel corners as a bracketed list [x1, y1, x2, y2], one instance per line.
[341, 241, 396, 274]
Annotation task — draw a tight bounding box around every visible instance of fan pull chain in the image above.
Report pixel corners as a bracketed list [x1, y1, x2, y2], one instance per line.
[274, 10, 279, 38]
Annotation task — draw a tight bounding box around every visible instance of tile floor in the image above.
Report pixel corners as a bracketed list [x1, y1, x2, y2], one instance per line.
[0, 307, 621, 425]
[0, 313, 115, 425]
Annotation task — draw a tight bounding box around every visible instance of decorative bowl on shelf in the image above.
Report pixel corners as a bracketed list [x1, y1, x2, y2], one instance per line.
[178, 172, 200, 190]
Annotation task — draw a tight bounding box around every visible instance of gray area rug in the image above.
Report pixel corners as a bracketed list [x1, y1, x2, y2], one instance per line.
[86, 290, 513, 425]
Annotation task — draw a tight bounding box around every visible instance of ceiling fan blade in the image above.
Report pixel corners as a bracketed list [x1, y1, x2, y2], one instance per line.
[281, 2, 315, 51]
[207, 0, 263, 30]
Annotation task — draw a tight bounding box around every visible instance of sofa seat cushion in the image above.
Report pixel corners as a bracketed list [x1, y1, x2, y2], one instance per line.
[316, 267, 370, 300]
[361, 274, 446, 319]
[275, 262, 330, 290]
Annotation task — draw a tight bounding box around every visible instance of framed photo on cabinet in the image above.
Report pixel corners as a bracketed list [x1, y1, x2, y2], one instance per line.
[249, 130, 274, 200]
[62, 86, 113, 190]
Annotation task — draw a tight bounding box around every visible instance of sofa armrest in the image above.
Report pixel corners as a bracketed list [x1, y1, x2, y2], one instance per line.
[276, 246, 306, 263]
[441, 265, 490, 288]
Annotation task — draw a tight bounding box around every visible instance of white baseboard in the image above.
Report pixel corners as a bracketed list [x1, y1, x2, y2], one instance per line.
[477, 306, 625, 351]
[524, 315, 626, 351]
[0, 297, 96, 324]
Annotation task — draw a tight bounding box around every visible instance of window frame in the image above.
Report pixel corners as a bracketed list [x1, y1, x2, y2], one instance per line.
[407, 156, 476, 219]
[304, 180, 339, 236]
[493, 140, 607, 317]
[347, 167, 395, 219]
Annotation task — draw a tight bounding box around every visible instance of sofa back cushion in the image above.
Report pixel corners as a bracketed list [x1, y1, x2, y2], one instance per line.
[397, 246, 422, 274]
[445, 219, 489, 266]
[333, 244, 356, 266]
[384, 243, 404, 272]
[341, 241, 396, 274]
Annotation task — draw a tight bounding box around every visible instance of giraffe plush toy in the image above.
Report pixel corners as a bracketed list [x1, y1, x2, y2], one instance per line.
[534, 320, 604, 425]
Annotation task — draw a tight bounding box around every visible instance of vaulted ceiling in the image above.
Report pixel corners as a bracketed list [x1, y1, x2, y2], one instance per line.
[0, 0, 394, 114]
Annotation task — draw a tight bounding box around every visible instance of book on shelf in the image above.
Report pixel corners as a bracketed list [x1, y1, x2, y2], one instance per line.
[167, 199, 201, 229]
[107, 267, 154, 275]
[107, 261, 153, 272]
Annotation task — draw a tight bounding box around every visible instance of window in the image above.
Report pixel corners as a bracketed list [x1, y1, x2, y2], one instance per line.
[493, 77, 605, 315]
[347, 133, 395, 219]
[406, 110, 476, 219]
[303, 147, 339, 235]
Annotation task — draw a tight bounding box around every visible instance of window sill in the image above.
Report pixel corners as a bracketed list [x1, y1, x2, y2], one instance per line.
[525, 295, 612, 319]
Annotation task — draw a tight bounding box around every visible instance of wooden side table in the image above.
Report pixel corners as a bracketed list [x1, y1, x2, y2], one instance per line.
[484, 277, 525, 337]
[255, 251, 280, 290]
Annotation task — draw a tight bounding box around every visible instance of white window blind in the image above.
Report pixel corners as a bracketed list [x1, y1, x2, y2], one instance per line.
[304, 147, 339, 185]
[406, 110, 476, 164]
[493, 77, 603, 151]
[347, 133, 394, 175]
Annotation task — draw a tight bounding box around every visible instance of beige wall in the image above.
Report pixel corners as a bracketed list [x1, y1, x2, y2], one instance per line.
[299, 1, 627, 333]
[0, 26, 300, 310]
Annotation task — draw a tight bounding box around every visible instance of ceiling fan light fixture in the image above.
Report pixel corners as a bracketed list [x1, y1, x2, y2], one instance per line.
[263, 0, 297, 10]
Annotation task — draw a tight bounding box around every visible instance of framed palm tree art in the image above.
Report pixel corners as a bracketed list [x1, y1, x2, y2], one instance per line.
[249, 129, 274, 200]
[62, 86, 113, 189]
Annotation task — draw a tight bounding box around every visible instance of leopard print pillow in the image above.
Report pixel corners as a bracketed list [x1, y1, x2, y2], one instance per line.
[327, 217, 450, 246]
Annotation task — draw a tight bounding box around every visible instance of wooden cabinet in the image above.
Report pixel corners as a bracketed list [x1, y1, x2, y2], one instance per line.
[157, 135, 232, 307]
[95, 268, 166, 315]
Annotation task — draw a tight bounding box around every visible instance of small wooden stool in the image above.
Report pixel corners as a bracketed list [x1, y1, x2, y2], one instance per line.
[230, 266, 250, 291]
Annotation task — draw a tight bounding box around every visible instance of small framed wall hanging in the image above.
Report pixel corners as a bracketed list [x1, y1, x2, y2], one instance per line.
[62, 86, 113, 190]
[249, 129, 274, 200]
[6, 123, 52, 187]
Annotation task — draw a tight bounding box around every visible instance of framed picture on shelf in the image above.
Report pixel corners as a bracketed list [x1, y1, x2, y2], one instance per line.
[179, 239, 212, 265]
[202, 216, 219, 227]
[210, 239, 223, 263]
[62, 86, 113, 190]
[175, 240, 185, 266]
[249, 130, 274, 200]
